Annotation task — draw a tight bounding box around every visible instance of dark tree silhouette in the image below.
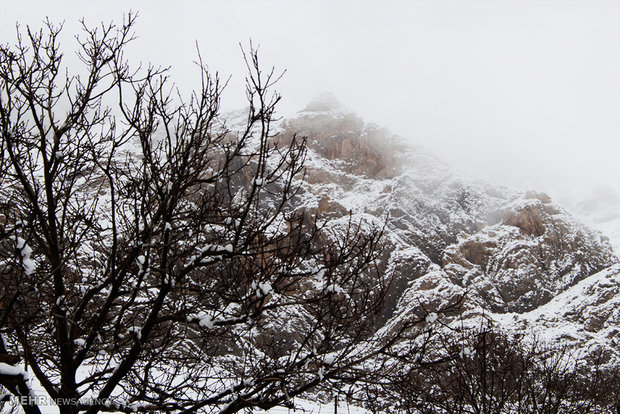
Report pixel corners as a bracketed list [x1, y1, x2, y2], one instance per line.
[0, 15, 394, 414]
[382, 325, 620, 414]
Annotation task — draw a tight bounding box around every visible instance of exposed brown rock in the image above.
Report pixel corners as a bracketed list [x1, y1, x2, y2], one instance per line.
[525, 190, 552, 204]
[318, 195, 331, 214]
[459, 240, 491, 266]
[277, 111, 405, 179]
[503, 204, 546, 236]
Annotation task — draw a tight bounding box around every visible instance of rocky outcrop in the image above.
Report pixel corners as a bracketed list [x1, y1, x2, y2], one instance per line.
[491, 263, 620, 364]
[441, 199, 615, 312]
[279, 95, 408, 179]
[272, 96, 619, 364]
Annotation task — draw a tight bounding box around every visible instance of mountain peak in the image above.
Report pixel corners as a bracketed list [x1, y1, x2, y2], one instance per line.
[302, 92, 343, 112]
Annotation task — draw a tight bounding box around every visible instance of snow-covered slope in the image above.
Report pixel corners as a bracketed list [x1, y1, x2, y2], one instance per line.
[274, 93, 619, 364]
[492, 263, 620, 361]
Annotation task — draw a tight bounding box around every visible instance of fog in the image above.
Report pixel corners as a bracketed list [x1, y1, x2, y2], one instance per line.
[2, 0, 619, 205]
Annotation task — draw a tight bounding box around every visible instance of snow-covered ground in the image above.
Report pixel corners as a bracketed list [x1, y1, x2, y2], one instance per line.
[0, 395, 369, 414]
[0, 391, 369, 414]
[263, 399, 370, 414]
[1, 364, 370, 414]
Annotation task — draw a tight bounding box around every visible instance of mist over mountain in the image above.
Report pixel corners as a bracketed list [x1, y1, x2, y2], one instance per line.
[261, 93, 619, 367]
[1, 0, 618, 210]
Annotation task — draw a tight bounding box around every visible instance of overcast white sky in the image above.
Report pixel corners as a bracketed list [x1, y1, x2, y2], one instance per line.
[1, 0, 619, 203]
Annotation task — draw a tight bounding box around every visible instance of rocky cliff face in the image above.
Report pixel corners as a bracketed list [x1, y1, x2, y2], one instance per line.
[273, 94, 619, 364]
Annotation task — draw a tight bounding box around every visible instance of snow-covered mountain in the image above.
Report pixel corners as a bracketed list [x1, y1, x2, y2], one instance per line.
[270, 93, 619, 365]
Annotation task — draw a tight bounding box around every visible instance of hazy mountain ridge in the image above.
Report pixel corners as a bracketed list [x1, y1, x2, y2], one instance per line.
[271, 94, 619, 365]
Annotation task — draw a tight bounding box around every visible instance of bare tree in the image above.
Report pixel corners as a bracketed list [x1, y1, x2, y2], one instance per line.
[0, 15, 393, 414]
[383, 325, 620, 414]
